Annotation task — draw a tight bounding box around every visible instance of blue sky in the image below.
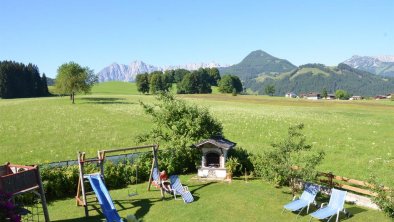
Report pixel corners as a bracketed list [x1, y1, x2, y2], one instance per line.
[1, 0, 393, 78]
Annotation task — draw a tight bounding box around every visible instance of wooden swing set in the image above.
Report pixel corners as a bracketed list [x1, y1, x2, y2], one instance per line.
[75, 144, 165, 217]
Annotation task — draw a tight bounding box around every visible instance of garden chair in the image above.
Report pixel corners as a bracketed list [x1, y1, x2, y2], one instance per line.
[282, 183, 320, 218]
[309, 188, 349, 222]
[169, 175, 194, 203]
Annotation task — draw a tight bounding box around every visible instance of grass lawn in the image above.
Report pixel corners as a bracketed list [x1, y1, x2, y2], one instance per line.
[47, 175, 390, 222]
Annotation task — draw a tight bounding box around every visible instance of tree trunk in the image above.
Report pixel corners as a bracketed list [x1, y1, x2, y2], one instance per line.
[72, 92, 75, 104]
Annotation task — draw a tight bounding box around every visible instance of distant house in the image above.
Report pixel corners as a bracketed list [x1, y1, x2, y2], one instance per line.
[285, 92, 297, 98]
[326, 94, 336, 100]
[375, 95, 387, 100]
[350, 96, 363, 100]
[303, 92, 321, 100]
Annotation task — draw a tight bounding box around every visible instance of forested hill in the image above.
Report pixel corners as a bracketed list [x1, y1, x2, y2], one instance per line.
[219, 50, 296, 80]
[245, 63, 394, 96]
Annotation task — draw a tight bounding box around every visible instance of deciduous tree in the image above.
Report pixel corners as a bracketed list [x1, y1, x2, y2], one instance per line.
[254, 124, 325, 196]
[218, 75, 243, 93]
[264, 84, 275, 96]
[55, 62, 97, 104]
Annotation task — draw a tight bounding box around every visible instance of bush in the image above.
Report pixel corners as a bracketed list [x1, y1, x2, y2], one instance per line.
[369, 176, 394, 218]
[227, 147, 254, 176]
[253, 124, 325, 195]
[138, 92, 223, 174]
[41, 159, 145, 200]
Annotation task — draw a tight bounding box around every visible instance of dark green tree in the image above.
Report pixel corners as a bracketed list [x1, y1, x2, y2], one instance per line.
[0, 61, 49, 99]
[55, 62, 97, 104]
[208, 68, 221, 86]
[149, 71, 171, 94]
[136, 73, 150, 94]
[41, 73, 50, 96]
[322, 88, 328, 99]
[196, 68, 212, 93]
[177, 72, 199, 94]
[173, 69, 190, 83]
[264, 84, 275, 96]
[218, 75, 243, 93]
[335, 89, 351, 100]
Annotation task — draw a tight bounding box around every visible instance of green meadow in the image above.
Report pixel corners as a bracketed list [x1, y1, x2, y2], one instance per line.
[1, 82, 393, 186]
[1, 81, 393, 221]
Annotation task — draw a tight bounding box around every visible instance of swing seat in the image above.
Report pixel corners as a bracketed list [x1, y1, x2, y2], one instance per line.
[128, 192, 138, 197]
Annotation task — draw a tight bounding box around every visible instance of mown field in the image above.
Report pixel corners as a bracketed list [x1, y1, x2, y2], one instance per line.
[1, 81, 393, 221]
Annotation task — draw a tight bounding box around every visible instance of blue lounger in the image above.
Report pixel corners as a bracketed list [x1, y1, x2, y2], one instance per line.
[169, 175, 194, 203]
[309, 188, 349, 222]
[283, 183, 320, 218]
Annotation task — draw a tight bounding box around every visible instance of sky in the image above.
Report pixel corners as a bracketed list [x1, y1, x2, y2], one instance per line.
[0, 0, 393, 78]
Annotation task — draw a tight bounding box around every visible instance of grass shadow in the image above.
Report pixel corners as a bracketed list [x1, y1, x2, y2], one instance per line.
[80, 97, 134, 105]
[131, 197, 162, 221]
[346, 206, 367, 216]
[52, 215, 103, 222]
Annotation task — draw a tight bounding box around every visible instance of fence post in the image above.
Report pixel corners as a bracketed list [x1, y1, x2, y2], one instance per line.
[328, 172, 334, 188]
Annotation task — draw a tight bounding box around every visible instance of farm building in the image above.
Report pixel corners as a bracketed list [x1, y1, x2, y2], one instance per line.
[326, 94, 336, 100]
[301, 92, 321, 100]
[350, 96, 363, 100]
[285, 92, 297, 98]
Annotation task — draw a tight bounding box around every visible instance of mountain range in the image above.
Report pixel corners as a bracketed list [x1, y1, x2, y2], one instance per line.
[219, 50, 296, 80]
[343, 55, 394, 77]
[245, 63, 394, 96]
[96, 50, 394, 96]
[97, 61, 228, 82]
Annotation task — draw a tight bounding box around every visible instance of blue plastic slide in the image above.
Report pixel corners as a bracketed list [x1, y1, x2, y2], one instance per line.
[86, 174, 123, 222]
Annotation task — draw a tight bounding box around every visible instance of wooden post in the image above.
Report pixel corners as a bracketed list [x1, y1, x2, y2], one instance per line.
[328, 172, 334, 188]
[147, 158, 155, 191]
[77, 152, 89, 217]
[98, 151, 105, 181]
[35, 166, 50, 222]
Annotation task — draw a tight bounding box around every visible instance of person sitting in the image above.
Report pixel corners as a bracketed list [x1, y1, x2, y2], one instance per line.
[159, 170, 172, 192]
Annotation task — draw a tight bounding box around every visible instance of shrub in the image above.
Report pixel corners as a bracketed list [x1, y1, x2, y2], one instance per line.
[138, 92, 223, 174]
[41, 159, 144, 200]
[227, 147, 254, 176]
[254, 124, 325, 195]
[369, 176, 394, 218]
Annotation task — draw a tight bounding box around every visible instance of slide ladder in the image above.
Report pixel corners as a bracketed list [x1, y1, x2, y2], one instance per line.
[86, 174, 123, 222]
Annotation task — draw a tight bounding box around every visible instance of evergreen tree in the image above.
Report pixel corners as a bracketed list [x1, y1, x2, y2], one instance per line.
[0, 61, 50, 99]
[41, 73, 50, 96]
